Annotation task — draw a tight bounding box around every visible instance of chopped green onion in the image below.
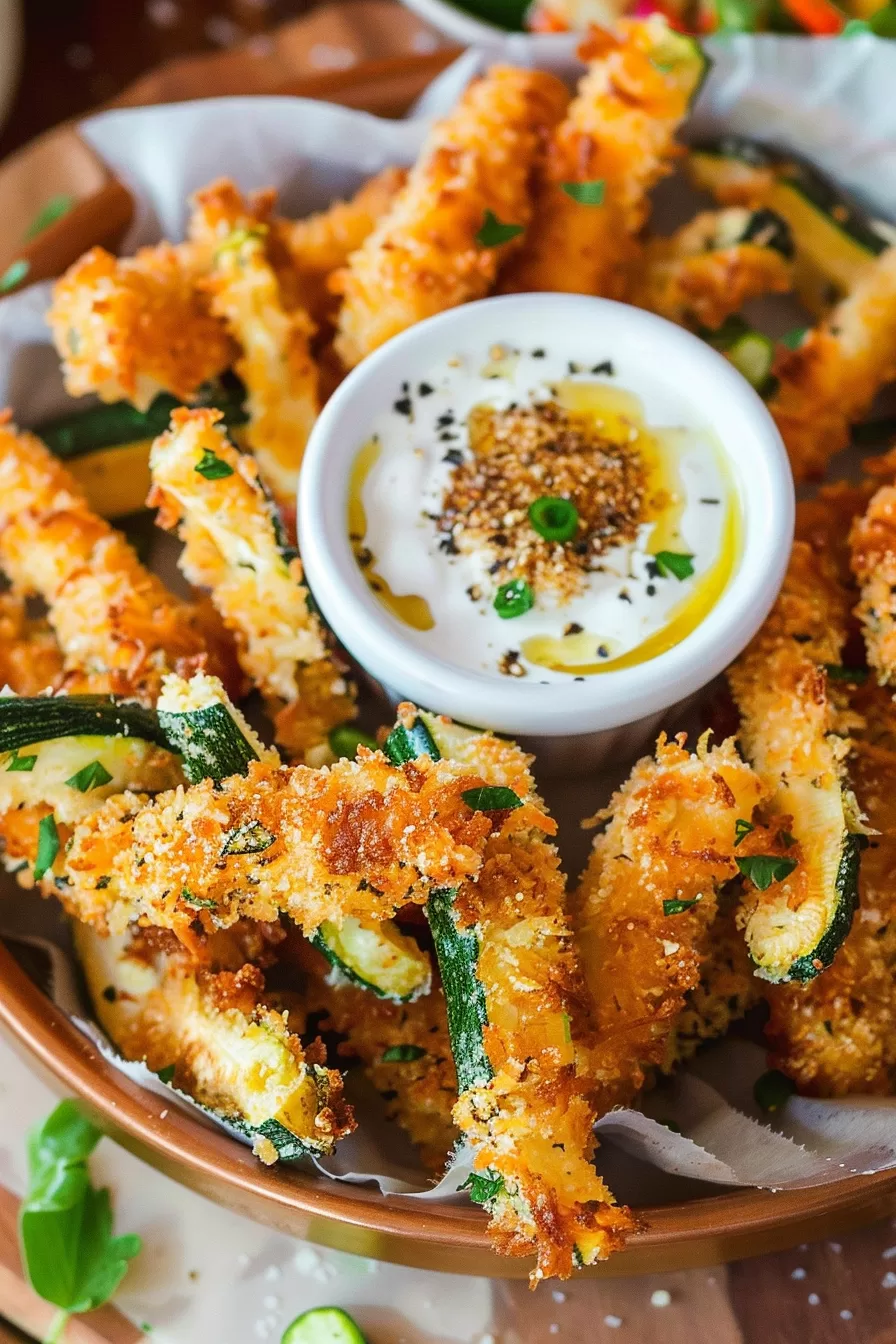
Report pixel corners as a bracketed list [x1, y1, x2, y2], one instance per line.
[6, 749, 37, 773]
[34, 814, 60, 881]
[654, 551, 695, 581]
[528, 496, 579, 543]
[560, 179, 605, 206]
[476, 210, 524, 248]
[381, 1044, 426, 1062]
[663, 897, 701, 915]
[736, 854, 798, 891]
[194, 448, 234, 480]
[461, 785, 523, 812]
[734, 818, 754, 846]
[753, 1069, 795, 1113]
[328, 724, 378, 759]
[65, 760, 113, 793]
[493, 578, 534, 620]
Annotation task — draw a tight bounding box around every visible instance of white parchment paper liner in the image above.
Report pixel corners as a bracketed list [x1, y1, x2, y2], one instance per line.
[3, 33, 896, 1206]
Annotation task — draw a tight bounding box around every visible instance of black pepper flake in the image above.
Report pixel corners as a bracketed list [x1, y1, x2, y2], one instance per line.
[443, 448, 464, 466]
[466, 584, 482, 601]
[393, 396, 412, 416]
[792, 633, 812, 644]
[700, 497, 720, 505]
[568, 360, 582, 374]
[355, 546, 373, 568]
[418, 382, 434, 396]
[646, 584, 656, 597]
[646, 559, 660, 580]
[574, 676, 585, 682]
[439, 535, 460, 555]
[439, 430, 459, 442]
[591, 360, 614, 376]
[564, 622, 584, 636]
[532, 348, 546, 358]
[597, 644, 610, 658]
[618, 589, 633, 604]
[401, 381, 409, 393]
[499, 649, 526, 677]
[436, 412, 455, 428]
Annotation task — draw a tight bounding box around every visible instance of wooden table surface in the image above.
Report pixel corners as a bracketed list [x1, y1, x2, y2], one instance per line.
[2, 4, 896, 1341]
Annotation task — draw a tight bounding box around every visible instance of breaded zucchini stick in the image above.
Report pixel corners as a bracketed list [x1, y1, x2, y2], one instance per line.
[631, 208, 793, 330]
[62, 750, 551, 941]
[149, 408, 354, 758]
[576, 733, 765, 1111]
[278, 167, 407, 328]
[768, 245, 896, 481]
[75, 922, 353, 1161]
[188, 180, 320, 504]
[47, 244, 234, 409]
[0, 419, 225, 703]
[850, 468, 896, 684]
[0, 594, 63, 695]
[333, 67, 569, 368]
[500, 18, 703, 298]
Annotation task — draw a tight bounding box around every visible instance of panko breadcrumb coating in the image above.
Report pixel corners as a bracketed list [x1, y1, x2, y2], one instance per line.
[75, 922, 353, 1158]
[61, 751, 552, 942]
[47, 243, 234, 409]
[0, 594, 63, 695]
[575, 733, 765, 1112]
[849, 470, 896, 685]
[499, 18, 702, 298]
[188, 180, 320, 504]
[333, 66, 569, 368]
[0, 418, 229, 703]
[631, 208, 793, 330]
[768, 245, 896, 481]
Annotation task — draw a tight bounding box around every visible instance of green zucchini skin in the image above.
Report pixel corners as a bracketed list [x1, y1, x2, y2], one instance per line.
[309, 916, 431, 1003]
[36, 376, 248, 460]
[0, 696, 170, 754]
[157, 702, 261, 784]
[281, 1306, 368, 1344]
[737, 207, 794, 258]
[786, 833, 863, 983]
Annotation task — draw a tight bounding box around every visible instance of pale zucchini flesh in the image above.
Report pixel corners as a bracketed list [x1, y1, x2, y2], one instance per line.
[312, 916, 432, 1003]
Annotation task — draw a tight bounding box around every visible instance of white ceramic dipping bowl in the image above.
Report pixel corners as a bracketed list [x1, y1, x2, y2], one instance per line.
[299, 293, 793, 773]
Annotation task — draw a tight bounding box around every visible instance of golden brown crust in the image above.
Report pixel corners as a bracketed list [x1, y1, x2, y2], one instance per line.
[0, 594, 64, 695]
[849, 472, 896, 684]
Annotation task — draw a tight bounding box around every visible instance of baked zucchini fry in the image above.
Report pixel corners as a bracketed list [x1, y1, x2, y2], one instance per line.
[47, 244, 234, 410]
[0, 419, 224, 703]
[385, 708, 635, 1283]
[62, 749, 549, 941]
[849, 471, 896, 684]
[765, 685, 896, 1095]
[278, 167, 407, 328]
[148, 408, 355, 759]
[767, 244, 896, 482]
[499, 19, 705, 298]
[158, 671, 429, 1002]
[333, 66, 569, 368]
[188, 180, 320, 504]
[728, 539, 864, 982]
[75, 922, 353, 1161]
[0, 595, 63, 696]
[576, 733, 765, 1110]
[631, 208, 793, 331]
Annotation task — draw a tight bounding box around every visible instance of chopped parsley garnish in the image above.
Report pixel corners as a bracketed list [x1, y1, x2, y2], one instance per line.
[0, 258, 29, 293]
[734, 818, 754, 846]
[461, 1170, 505, 1205]
[155, 1065, 176, 1084]
[753, 1068, 795, 1113]
[528, 496, 579, 543]
[493, 578, 534, 620]
[34, 814, 60, 881]
[476, 210, 525, 248]
[654, 551, 695, 581]
[736, 854, 798, 891]
[824, 664, 869, 684]
[393, 396, 413, 416]
[561, 179, 605, 206]
[26, 194, 75, 239]
[181, 887, 217, 910]
[194, 448, 234, 480]
[6, 749, 37, 772]
[65, 759, 113, 793]
[663, 897, 701, 915]
[780, 327, 808, 351]
[95, 875, 112, 890]
[382, 1044, 426, 1062]
[221, 822, 276, 857]
[328, 724, 378, 759]
[462, 785, 523, 813]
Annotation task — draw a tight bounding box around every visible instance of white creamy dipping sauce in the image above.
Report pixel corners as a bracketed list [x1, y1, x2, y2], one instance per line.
[349, 339, 739, 682]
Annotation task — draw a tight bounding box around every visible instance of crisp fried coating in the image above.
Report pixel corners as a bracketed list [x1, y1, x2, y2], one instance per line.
[575, 733, 765, 1112]
[333, 67, 568, 368]
[148, 407, 354, 756]
[75, 922, 353, 1157]
[62, 751, 552, 941]
[0, 594, 63, 695]
[188, 180, 320, 504]
[0, 418, 227, 702]
[768, 245, 896, 481]
[500, 19, 701, 298]
[47, 243, 234, 409]
[850, 471, 896, 684]
[631, 209, 793, 330]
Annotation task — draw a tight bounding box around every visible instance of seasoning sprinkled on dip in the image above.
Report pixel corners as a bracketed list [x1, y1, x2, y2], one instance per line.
[349, 341, 739, 682]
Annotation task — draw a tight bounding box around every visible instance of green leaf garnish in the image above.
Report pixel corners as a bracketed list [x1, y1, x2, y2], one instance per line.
[736, 854, 798, 891]
[476, 210, 524, 248]
[181, 887, 217, 910]
[753, 1068, 795, 1113]
[780, 327, 808, 351]
[382, 1044, 427, 1062]
[663, 897, 701, 915]
[461, 785, 523, 813]
[824, 664, 869, 684]
[155, 1065, 176, 1085]
[194, 448, 234, 480]
[528, 496, 579, 543]
[460, 1170, 505, 1205]
[493, 578, 534, 619]
[328, 724, 379, 759]
[734, 818, 754, 846]
[18, 1100, 141, 1329]
[560, 179, 605, 206]
[26, 194, 75, 240]
[221, 822, 276, 856]
[65, 760, 114, 793]
[6, 749, 37, 772]
[34, 814, 60, 881]
[0, 258, 29, 294]
[654, 551, 695, 581]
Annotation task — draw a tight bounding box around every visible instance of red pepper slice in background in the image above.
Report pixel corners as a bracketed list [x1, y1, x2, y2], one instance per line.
[777, 0, 844, 32]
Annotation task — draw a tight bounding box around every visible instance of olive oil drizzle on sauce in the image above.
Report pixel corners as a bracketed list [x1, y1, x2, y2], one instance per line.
[349, 380, 740, 675]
